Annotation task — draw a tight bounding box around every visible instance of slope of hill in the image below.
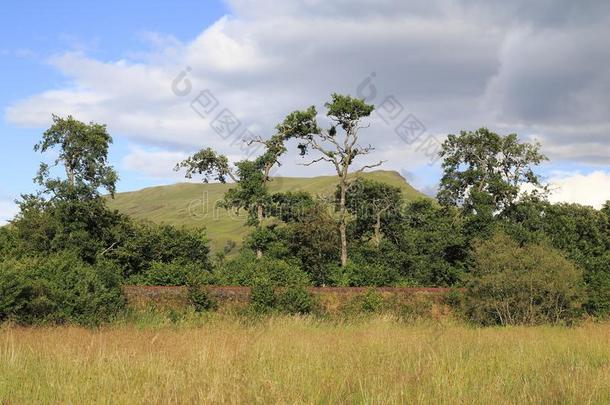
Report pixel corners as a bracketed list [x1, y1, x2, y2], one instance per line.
[107, 170, 430, 251]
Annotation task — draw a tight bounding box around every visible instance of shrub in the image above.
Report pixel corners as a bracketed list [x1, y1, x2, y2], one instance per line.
[391, 293, 434, 321]
[187, 283, 217, 313]
[248, 277, 317, 315]
[0, 252, 124, 325]
[105, 222, 211, 279]
[276, 285, 317, 315]
[215, 252, 310, 286]
[464, 232, 585, 326]
[329, 261, 398, 287]
[128, 261, 210, 286]
[342, 289, 385, 315]
[249, 278, 277, 313]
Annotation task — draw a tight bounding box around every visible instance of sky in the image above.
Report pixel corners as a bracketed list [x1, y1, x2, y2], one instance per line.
[1, 0, 610, 224]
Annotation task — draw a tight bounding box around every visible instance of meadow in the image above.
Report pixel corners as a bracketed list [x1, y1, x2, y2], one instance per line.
[1, 316, 609, 404]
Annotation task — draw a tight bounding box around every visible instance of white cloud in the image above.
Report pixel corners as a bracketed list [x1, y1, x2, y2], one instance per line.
[0, 200, 18, 226]
[548, 171, 610, 209]
[122, 147, 189, 180]
[4, 0, 610, 187]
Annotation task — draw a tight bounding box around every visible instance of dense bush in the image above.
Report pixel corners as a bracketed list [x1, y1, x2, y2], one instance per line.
[0, 227, 17, 260]
[0, 252, 124, 325]
[11, 195, 127, 262]
[249, 280, 317, 315]
[275, 285, 317, 315]
[214, 252, 310, 286]
[105, 222, 212, 280]
[127, 261, 211, 286]
[187, 283, 217, 312]
[267, 203, 340, 286]
[329, 261, 399, 287]
[249, 278, 277, 313]
[464, 233, 585, 326]
[502, 200, 610, 315]
[344, 289, 385, 313]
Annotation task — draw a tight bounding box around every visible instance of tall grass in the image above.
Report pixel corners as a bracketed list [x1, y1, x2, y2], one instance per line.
[1, 316, 609, 404]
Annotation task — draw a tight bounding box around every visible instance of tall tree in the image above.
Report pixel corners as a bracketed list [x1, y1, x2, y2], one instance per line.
[278, 93, 383, 266]
[175, 133, 287, 258]
[34, 115, 118, 199]
[437, 128, 547, 216]
[13, 115, 122, 261]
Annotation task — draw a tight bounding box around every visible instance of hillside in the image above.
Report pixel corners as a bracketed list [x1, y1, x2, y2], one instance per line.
[107, 170, 430, 251]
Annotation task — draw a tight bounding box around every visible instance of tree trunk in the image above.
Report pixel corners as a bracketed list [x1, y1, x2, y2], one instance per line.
[256, 203, 264, 259]
[66, 166, 75, 191]
[339, 181, 348, 267]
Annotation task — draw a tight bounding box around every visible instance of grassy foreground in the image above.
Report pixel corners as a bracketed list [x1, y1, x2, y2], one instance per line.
[1, 316, 609, 404]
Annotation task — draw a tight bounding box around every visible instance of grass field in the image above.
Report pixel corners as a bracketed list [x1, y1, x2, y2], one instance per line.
[1, 316, 609, 404]
[107, 170, 429, 251]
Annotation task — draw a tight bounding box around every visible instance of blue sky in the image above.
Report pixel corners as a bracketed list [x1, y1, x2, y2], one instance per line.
[2, 0, 610, 223]
[0, 0, 227, 221]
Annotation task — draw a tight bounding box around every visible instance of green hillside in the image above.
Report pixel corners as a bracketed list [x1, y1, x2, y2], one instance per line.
[107, 170, 430, 251]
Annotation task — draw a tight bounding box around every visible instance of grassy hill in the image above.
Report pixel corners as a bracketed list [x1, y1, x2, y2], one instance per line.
[107, 170, 429, 251]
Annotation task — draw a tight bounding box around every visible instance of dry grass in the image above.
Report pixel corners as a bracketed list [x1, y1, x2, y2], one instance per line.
[1, 316, 609, 404]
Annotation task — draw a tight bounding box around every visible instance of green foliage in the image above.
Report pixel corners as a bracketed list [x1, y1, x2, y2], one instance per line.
[220, 159, 269, 226]
[0, 252, 124, 325]
[324, 93, 375, 128]
[106, 222, 211, 280]
[399, 200, 468, 286]
[174, 147, 232, 183]
[464, 233, 585, 326]
[0, 227, 17, 260]
[249, 278, 278, 313]
[342, 178, 403, 245]
[275, 285, 317, 315]
[187, 284, 217, 313]
[214, 252, 310, 286]
[176, 130, 292, 257]
[268, 191, 315, 223]
[277, 203, 340, 286]
[249, 279, 316, 315]
[279, 93, 380, 266]
[35, 114, 118, 198]
[127, 261, 210, 286]
[585, 269, 610, 317]
[502, 199, 610, 315]
[438, 128, 547, 215]
[12, 194, 128, 263]
[344, 289, 385, 313]
[331, 261, 399, 287]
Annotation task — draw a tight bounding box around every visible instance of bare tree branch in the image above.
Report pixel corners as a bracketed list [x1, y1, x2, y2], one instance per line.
[355, 160, 386, 174]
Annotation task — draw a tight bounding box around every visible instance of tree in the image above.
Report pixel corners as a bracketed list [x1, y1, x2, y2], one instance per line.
[399, 200, 467, 286]
[34, 115, 118, 199]
[176, 133, 287, 258]
[283, 202, 340, 286]
[340, 178, 403, 246]
[437, 128, 547, 217]
[12, 115, 123, 262]
[278, 93, 383, 266]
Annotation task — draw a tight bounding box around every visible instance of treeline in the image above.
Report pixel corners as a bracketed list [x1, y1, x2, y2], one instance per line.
[1, 95, 609, 326]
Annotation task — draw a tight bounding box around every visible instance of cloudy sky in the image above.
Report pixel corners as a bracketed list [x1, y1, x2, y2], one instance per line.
[1, 0, 610, 224]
